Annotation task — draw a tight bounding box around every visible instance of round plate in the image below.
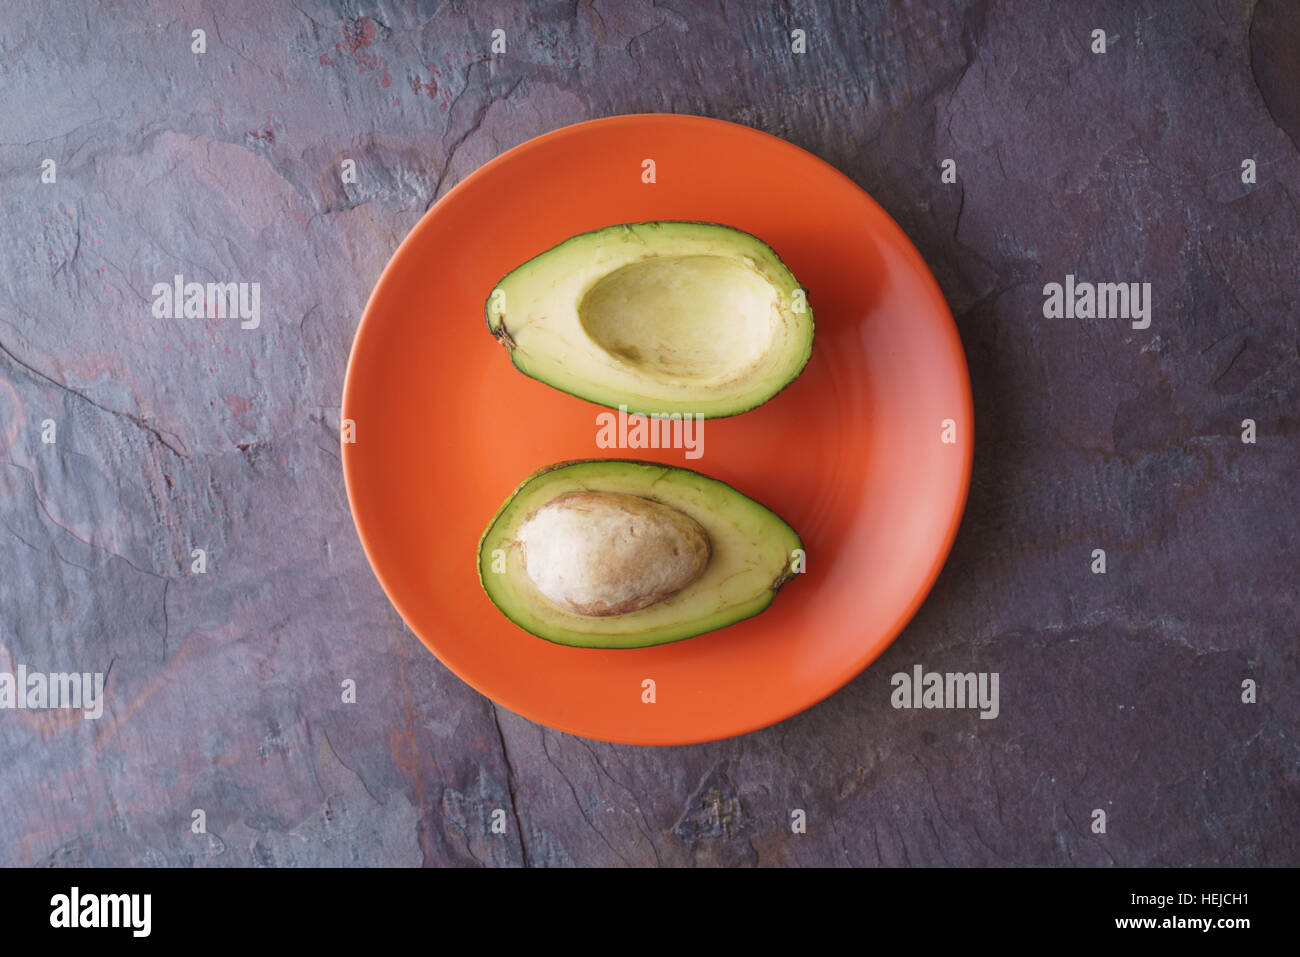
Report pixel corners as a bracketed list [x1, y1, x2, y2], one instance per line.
[341, 114, 972, 745]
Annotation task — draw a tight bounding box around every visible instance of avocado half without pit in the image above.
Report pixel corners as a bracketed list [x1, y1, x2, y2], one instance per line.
[486, 222, 815, 418]
[478, 460, 802, 649]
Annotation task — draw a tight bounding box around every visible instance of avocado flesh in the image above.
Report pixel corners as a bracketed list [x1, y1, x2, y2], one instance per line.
[478, 460, 802, 649]
[487, 222, 814, 418]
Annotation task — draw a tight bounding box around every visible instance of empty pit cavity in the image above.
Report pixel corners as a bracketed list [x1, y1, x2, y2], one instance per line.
[577, 255, 778, 380]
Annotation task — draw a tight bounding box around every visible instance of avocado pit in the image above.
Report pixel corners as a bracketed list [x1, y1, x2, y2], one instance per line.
[517, 490, 712, 617]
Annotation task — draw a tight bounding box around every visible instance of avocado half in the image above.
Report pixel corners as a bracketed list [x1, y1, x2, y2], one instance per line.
[486, 222, 815, 418]
[478, 459, 803, 649]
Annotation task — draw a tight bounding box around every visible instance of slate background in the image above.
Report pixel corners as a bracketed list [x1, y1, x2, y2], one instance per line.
[1, 0, 1296, 867]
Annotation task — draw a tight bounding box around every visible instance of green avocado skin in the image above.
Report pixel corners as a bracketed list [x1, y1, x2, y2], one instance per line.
[485, 221, 815, 420]
[477, 459, 803, 649]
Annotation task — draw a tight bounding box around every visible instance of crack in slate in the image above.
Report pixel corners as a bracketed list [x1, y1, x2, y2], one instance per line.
[488, 702, 530, 866]
[0, 338, 188, 458]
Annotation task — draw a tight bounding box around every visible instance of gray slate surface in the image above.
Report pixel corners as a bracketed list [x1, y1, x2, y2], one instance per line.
[0, 0, 1296, 867]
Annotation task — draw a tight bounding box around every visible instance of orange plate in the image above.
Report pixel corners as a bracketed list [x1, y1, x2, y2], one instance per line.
[341, 114, 973, 745]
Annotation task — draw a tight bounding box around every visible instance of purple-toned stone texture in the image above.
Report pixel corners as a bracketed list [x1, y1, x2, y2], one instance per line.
[0, 0, 1295, 866]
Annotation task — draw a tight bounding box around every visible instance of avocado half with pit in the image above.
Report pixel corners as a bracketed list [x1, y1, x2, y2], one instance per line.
[478, 460, 802, 648]
[486, 222, 814, 418]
